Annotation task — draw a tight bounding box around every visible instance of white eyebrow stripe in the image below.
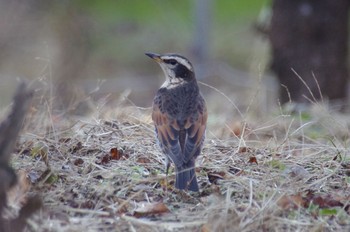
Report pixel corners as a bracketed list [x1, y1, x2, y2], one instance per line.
[161, 55, 193, 71]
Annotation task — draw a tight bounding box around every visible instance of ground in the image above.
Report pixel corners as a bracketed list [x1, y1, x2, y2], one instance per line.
[6, 98, 350, 231]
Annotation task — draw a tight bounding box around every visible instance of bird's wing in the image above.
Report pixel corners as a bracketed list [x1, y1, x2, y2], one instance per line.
[152, 102, 183, 166]
[182, 98, 207, 164]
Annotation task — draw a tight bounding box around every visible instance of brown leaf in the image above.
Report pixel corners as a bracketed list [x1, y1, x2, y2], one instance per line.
[74, 158, 84, 166]
[278, 191, 345, 211]
[133, 202, 170, 218]
[136, 157, 151, 163]
[110, 148, 122, 160]
[109, 147, 129, 160]
[304, 191, 343, 208]
[238, 147, 247, 153]
[277, 194, 305, 210]
[248, 156, 258, 165]
[313, 196, 343, 208]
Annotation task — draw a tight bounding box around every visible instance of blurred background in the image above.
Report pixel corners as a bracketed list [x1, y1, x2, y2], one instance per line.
[0, 0, 349, 134]
[0, 1, 272, 108]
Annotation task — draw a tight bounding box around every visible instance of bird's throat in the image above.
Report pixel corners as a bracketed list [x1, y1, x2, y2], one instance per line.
[161, 77, 185, 89]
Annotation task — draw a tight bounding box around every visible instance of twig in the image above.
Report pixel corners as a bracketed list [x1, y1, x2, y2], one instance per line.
[121, 214, 206, 229]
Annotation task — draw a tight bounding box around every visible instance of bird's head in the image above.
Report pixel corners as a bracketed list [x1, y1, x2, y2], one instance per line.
[146, 52, 195, 87]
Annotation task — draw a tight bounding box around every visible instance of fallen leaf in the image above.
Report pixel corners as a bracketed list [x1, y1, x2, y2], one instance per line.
[248, 156, 258, 165]
[74, 158, 84, 166]
[110, 148, 122, 160]
[305, 191, 343, 208]
[278, 191, 345, 213]
[136, 157, 151, 163]
[238, 147, 247, 153]
[277, 194, 305, 210]
[109, 147, 129, 161]
[133, 202, 170, 218]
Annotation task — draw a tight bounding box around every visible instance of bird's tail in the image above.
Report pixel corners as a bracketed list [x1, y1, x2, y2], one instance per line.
[175, 165, 198, 192]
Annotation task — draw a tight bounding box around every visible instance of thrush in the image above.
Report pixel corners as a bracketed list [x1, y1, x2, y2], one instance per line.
[145, 52, 207, 192]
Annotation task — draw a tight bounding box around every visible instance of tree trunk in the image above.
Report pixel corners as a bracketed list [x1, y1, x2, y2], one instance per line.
[269, 0, 350, 104]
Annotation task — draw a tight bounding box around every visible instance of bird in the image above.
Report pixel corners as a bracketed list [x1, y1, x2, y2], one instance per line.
[145, 52, 207, 192]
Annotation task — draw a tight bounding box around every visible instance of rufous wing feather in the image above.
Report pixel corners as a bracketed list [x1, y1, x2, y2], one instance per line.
[152, 103, 183, 166]
[183, 104, 207, 163]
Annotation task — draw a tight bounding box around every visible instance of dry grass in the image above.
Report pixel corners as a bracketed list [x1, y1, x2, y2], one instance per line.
[6, 87, 350, 232]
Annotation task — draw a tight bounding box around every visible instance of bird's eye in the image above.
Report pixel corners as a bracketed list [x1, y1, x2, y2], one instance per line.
[165, 59, 177, 65]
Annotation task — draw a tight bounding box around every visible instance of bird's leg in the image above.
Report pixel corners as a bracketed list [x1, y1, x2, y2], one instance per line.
[165, 157, 170, 194]
[165, 157, 170, 176]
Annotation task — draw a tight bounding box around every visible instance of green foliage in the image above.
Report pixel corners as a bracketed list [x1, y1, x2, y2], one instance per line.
[318, 208, 338, 216]
[215, 0, 270, 21]
[45, 173, 59, 185]
[78, 0, 192, 23]
[268, 159, 286, 171]
[78, 0, 271, 23]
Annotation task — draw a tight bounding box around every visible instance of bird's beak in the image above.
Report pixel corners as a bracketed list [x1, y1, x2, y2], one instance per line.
[145, 52, 162, 63]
